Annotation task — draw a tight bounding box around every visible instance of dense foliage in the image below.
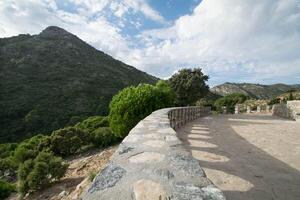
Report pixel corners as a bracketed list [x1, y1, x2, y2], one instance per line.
[0, 114, 116, 197]
[18, 151, 68, 195]
[168, 68, 209, 106]
[42, 127, 91, 156]
[0, 179, 16, 199]
[0, 26, 157, 143]
[214, 93, 248, 113]
[75, 116, 109, 133]
[109, 81, 175, 138]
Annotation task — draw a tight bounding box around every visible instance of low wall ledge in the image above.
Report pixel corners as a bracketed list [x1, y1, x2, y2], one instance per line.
[83, 107, 226, 200]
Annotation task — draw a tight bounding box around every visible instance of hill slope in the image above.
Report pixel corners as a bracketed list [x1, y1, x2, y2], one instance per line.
[211, 83, 300, 99]
[0, 26, 157, 142]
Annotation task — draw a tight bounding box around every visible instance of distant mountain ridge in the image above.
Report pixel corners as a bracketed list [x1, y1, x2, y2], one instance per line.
[211, 82, 300, 99]
[0, 26, 158, 142]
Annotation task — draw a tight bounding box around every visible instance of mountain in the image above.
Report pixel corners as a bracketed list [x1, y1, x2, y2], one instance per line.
[211, 83, 300, 99]
[0, 26, 158, 142]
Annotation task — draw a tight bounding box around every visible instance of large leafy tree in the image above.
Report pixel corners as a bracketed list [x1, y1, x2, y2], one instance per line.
[168, 68, 209, 106]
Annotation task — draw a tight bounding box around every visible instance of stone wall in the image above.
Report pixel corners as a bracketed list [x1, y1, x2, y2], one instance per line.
[272, 100, 300, 121]
[83, 107, 225, 200]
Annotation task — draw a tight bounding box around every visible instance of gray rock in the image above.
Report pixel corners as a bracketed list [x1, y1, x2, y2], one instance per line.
[170, 153, 205, 177]
[153, 168, 175, 180]
[88, 164, 126, 194]
[118, 144, 134, 155]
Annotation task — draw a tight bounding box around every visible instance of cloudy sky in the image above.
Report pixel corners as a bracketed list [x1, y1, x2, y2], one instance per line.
[0, 0, 300, 86]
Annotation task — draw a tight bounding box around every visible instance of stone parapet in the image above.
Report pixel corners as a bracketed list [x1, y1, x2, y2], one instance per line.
[83, 107, 225, 200]
[272, 100, 300, 121]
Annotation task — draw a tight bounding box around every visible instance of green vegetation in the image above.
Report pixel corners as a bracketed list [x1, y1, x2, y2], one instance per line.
[0, 179, 16, 199]
[0, 26, 157, 143]
[214, 93, 248, 113]
[109, 81, 175, 138]
[0, 114, 117, 197]
[88, 171, 97, 182]
[168, 68, 209, 106]
[18, 151, 68, 195]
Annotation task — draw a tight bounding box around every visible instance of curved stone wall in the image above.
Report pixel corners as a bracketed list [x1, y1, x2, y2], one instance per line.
[83, 107, 226, 200]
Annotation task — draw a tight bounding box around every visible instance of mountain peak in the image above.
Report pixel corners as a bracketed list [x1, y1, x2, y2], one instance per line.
[39, 26, 74, 39]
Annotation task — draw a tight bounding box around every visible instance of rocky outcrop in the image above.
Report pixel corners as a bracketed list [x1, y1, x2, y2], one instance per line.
[83, 107, 226, 200]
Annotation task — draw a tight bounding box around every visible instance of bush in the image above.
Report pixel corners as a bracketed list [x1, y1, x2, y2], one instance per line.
[0, 157, 18, 181]
[0, 179, 16, 199]
[14, 135, 46, 163]
[195, 98, 213, 107]
[47, 127, 90, 156]
[18, 151, 68, 195]
[91, 127, 117, 147]
[0, 143, 18, 159]
[88, 171, 97, 182]
[75, 116, 109, 133]
[268, 98, 280, 105]
[214, 93, 248, 113]
[109, 82, 175, 138]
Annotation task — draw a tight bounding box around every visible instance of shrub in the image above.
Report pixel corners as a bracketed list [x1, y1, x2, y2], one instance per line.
[195, 98, 213, 107]
[214, 93, 248, 113]
[0, 143, 18, 159]
[75, 116, 109, 133]
[0, 179, 16, 199]
[47, 127, 90, 156]
[268, 98, 280, 105]
[14, 135, 46, 163]
[91, 127, 117, 147]
[0, 157, 18, 181]
[109, 82, 175, 138]
[18, 151, 68, 195]
[88, 171, 97, 182]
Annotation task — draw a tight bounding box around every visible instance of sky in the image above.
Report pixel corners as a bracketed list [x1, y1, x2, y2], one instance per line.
[0, 0, 300, 86]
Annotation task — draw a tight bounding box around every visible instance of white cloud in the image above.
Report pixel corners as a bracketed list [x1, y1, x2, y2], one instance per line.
[0, 0, 299, 85]
[132, 0, 300, 85]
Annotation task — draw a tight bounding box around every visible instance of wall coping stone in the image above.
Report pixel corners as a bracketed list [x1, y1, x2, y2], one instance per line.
[83, 107, 226, 200]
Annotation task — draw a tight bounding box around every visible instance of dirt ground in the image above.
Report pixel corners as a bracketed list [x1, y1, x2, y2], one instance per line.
[8, 146, 117, 200]
[177, 114, 300, 200]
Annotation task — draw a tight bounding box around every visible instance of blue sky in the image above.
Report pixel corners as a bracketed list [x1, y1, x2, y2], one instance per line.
[0, 0, 300, 86]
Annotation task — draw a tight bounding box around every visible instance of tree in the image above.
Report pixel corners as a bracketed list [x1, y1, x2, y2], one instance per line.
[168, 68, 209, 106]
[288, 93, 294, 101]
[214, 93, 248, 113]
[109, 82, 175, 138]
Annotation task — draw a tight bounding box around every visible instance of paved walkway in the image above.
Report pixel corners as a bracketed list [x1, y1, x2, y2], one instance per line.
[177, 114, 300, 200]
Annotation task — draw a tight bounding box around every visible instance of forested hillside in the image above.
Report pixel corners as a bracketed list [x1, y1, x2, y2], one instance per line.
[0, 26, 157, 142]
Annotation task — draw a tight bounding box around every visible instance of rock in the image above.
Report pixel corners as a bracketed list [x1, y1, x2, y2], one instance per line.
[129, 152, 165, 163]
[143, 140, 166, 148]
[88, 164, 126, 194]
[153, 168, 174, 179]
[133, 179, 167, 200]
[58, 190, 68, 198]
[172, 182, 204, 200]
[170, 153, 205, 177]
[202, 185, 226, 200]
[118, 144, 134, 155]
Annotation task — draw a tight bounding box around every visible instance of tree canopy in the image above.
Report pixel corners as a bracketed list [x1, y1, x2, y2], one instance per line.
[168, 68, 209, 106]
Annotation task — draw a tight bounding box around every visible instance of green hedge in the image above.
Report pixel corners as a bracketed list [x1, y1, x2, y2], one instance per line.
[109, 82, 175, 138]
[0, 179, 16, 199]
